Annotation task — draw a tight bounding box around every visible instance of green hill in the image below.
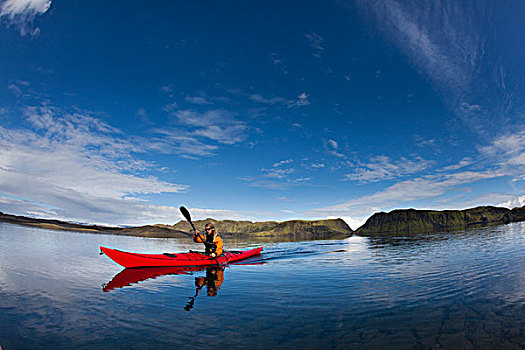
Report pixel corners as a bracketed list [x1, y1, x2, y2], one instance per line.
[172, 218, 352, 239]
[0, 211, 352, 239]
[355, 205, 525, 236]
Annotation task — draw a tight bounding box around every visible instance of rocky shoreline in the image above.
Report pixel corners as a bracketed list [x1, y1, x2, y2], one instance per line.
[1, 204, 524, 239]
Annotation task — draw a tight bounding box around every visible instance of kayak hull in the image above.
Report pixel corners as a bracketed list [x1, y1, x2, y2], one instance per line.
[100, 246, 263, 268]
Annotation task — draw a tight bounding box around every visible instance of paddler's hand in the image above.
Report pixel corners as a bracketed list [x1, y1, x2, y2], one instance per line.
[210, 253, 217, 258]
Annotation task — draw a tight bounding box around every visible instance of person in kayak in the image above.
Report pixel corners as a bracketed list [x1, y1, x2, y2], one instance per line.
[193, 223, 223, 258]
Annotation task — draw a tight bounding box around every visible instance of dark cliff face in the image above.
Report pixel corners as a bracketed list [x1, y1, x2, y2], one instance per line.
[356, 206, 525, 236]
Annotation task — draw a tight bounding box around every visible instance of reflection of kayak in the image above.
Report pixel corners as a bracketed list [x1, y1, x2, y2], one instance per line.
[100, 246, 263, 268]
[102, 265, 206, 292]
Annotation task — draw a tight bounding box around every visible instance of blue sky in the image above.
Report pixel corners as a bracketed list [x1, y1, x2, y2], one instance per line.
[0, 0, 524, 228]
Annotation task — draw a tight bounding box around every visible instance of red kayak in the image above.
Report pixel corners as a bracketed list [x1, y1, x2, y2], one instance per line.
[100, 246, 263, 268]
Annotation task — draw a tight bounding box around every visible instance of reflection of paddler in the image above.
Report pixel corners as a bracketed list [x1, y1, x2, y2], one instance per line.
[185, 266, 226, 311]
[195, 266, 224, 297]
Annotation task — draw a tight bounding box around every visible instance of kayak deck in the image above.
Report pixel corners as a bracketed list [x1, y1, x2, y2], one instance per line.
[100, 246, 263, 268]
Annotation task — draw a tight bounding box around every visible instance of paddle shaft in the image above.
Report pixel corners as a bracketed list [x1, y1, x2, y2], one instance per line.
[180, 206, 222, 266]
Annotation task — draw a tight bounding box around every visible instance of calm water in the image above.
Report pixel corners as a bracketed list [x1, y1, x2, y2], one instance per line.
[0, 222, 524, 349]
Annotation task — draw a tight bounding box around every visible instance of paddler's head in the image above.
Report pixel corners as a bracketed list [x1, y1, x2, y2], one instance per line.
[204, 223, 215, 236]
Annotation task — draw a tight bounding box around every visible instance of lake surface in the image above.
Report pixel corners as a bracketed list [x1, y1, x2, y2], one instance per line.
[0, 222, 524, 349]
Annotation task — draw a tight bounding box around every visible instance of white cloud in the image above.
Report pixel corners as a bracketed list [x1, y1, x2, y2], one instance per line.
[8, 83, 22, 96]
[310, 163, 325, 169]
[172, 109, 248, 145]
[342, 216, 370, 231]
[240, 159, 312, 190]
[0, 0, 50, 36]
[352, 0, 514, 134]
[345, 155, 433, 183]
[159, 84, 173, 96]
[414, 135, 436, 147]
[262, 167, 295, 179]
[326, 139, 345, 158]
[249, 93, 287, 105]
[245, 91, 310, 108]
[262, 159, 295, 179]
[478, 130, 525, 159]
[289, 92, 310, 107]
[150, 129, 219, 159]
[273, 159, 293, 167]
[0, 105, 189, 225]
[178, 207, 257, 222]
[185, 96, 212, 105]
[269, 52, 289, 75]
[305, 32, 325, 58]
[439, 157, 474, 171]
[476, 129, 525, 182]
[498, 195, 525, 209]
[310, 168, 508, 219]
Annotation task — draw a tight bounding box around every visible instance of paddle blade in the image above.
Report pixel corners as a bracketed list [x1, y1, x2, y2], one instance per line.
[180, 206, 191, 222]
[180, 206, 196, 232]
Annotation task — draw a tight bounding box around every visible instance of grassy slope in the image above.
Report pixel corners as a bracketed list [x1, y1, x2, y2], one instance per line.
[356, 206, 525, 236]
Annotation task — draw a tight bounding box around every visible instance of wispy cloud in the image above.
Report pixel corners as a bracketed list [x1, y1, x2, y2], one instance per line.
[185, 95, 212, 105]
[0, 105, 189, 225]
[478, 130, 525, 160]
[181, 207, 257, 221]
[498, 195, 525, 209]
[150, 129, 219, 159]
[309, 127, 525, 223]
[172, 109, 248, 145]
[249, 93, 288, 105]
[325, 139, 345, 158]
[261, 159, 295, 181]
[269, 52, 289, 75]
[477, 130, 525, 180]
[345, 155, 433, 183]
[414, 134, 436, 147]
[152, 107, 249, 159]
[290, 92, 310, 107]
[352, 0, 515, 134]
[240, 159, 311, 190]
[277, 196, 296, 202]
[310, 168, 507, 218]
[0, 0, 51, 36]
[439, 157, 474, 171]
[302, 161, 325, 170]
[305, 32, 325, 58]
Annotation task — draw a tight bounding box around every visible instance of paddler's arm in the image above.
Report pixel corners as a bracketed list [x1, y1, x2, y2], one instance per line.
[193, 230, 205, 243]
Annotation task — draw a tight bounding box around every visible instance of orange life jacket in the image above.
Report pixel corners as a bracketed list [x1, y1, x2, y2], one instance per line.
[193, 232, 224, 256]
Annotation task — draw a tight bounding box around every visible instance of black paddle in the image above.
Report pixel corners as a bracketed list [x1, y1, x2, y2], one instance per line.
[180, 205, 208, 249]
[180, 206, 197, 233]
[179, 206, 221, 266]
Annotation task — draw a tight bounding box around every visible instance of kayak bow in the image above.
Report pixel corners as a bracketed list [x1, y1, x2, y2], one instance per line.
[100, 246, 263, 268]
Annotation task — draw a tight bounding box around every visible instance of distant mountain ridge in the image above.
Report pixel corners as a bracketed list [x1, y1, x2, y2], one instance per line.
[356, 205, 525, 236]
[0, 211, 352, 239]
[1, 205, 524, 239]
[172, 218, 352, 239]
